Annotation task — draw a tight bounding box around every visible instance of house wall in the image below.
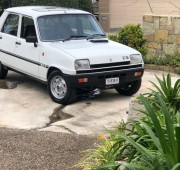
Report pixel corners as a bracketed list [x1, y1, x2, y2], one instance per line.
[99, 0, 110, 32]
[99, 0, 180, 32]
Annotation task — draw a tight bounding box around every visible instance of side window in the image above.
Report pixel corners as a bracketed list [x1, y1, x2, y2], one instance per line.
[20, 17, 36, 39]
[1, 14, 19, 36]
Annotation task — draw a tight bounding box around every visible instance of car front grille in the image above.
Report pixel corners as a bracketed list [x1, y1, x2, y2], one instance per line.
[77, 63, 143, 74]
[90, 61, 130, 68]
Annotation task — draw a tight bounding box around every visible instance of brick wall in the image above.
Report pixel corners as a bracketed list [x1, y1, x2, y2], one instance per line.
[99, 0, 110, 32]
[143, 14, 180, 56]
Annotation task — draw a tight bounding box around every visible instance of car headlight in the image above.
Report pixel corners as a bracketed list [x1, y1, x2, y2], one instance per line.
[75, 59, 90, 70]
[130, 54, 143, 64]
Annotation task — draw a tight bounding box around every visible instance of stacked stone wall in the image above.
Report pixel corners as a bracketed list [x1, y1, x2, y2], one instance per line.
[143, 14, 180, 56]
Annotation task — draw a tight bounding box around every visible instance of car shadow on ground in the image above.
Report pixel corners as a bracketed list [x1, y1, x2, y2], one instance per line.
[5, 71, 130, 105]
[6, 71, 47, 91]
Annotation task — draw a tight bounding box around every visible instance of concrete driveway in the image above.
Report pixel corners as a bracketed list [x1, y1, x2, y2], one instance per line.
[0, 70, 179, 135]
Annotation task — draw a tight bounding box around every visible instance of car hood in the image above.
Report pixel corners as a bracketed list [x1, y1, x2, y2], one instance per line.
[48, 39, 140, 64]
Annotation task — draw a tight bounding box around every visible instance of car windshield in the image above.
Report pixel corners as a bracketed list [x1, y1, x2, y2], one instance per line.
[37, 14, 105, 41]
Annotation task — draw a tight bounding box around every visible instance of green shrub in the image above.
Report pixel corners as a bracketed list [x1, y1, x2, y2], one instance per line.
[78, 74, 180, 170]
[144, 53, 180, 67]
[108, 34, 118, 42]
[108, 24, 147, 56]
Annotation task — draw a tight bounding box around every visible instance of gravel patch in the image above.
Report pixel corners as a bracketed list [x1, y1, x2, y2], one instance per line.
[0, 128, 98, 170]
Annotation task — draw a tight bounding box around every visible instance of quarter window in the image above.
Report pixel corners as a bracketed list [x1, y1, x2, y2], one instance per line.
[1, 14, 19, 36]
[20, 17, 36, 39]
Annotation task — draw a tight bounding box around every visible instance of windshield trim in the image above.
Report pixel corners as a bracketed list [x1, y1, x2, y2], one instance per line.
[37, 13, 106, 42]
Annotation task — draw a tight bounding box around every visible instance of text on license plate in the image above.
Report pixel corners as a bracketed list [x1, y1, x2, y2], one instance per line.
[106, 77, 119, 85]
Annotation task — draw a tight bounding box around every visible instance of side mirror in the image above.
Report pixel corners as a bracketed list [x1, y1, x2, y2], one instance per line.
[26, 36, 38, 47]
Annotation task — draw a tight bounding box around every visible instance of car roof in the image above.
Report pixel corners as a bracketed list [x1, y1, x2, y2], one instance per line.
[6, 6, 89, 18]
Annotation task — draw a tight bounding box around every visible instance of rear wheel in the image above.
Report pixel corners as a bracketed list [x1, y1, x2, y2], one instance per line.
[47, 70, 76, 105]
[115, 79, 142, 96]
[0, 62, 8, 79]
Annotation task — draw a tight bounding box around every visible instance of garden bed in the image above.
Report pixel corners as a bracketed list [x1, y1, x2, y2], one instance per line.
[145, 64, 180, 74]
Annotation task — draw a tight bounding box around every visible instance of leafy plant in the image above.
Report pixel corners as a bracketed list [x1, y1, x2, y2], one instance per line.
[78, 74, 180, 170]
[146, 74, 180, 113]
[108, 24, 147, 56]
[144, 53, 180, 68]
[79, 94, 180, 170]
[77, 138, 117, 170]
[116, 94, 180, 170]
[138, 94, 180, 169]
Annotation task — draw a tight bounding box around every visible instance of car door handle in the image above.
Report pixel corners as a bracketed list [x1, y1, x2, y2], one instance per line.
[16, 42, 21, 45]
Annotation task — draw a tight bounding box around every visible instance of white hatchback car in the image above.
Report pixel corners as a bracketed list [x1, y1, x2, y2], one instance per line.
[0, 6, 144, 105]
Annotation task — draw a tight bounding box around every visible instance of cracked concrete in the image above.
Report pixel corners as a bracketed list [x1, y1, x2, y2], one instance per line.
[40, 91, 130, 135]
[47, 106, 73, 126]
[0, 70, 179, 135]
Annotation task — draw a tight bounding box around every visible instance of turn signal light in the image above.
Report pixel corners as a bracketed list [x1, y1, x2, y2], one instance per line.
[78, 78, 88, 83]
[135, 72, 142, 76]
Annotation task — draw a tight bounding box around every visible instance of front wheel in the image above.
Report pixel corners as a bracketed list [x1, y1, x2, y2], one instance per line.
[115, 79, 142, 96]
[0, 62, 8, 79]
[47, 71, 76, 105]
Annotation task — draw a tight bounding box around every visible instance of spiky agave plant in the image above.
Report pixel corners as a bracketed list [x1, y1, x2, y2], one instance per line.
[99, 94, 180, 170]
[147, 73, 180, 113]
[78, 74, 180, 170]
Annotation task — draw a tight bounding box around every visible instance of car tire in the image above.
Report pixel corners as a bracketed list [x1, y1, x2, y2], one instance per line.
[0, 62, 8, 79]
[115, 79, 142, 96]
[47, 70, 76, 105]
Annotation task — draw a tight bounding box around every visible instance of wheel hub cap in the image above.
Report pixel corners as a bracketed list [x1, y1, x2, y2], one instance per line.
[51, 76, 67, 99]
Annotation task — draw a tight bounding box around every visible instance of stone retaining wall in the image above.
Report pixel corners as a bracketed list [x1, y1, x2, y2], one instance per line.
[145, 64, 179, 74]
[143, 14, 180, 56]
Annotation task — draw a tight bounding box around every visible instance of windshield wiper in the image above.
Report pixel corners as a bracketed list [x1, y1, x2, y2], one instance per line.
[87, 34, 107, 40]
[62, 34, 107, 42]
[63, 35, 87, 42]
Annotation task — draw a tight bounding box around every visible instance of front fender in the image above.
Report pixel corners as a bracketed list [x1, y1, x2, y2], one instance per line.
[39, 43, 76, 81]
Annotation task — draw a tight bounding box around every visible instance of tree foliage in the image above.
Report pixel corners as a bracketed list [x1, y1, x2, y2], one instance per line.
[0, 0, 92, 15]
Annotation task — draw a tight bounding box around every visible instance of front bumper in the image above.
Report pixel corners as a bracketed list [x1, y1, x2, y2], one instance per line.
[64, 67, 144, 89]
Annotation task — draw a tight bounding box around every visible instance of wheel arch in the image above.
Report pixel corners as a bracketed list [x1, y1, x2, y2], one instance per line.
[47, 66, 63, 79]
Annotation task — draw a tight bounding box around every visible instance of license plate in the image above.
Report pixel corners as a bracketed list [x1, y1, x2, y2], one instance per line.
[106, 77, 119, 85]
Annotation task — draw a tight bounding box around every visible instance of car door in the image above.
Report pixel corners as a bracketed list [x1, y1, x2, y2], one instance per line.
[15, 16, 40, 77]
[0, 13, 19, 68]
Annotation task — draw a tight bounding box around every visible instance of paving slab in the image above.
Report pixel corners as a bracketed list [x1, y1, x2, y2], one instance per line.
[48, 94, 130, 135]
[0, 72, 59, 130]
